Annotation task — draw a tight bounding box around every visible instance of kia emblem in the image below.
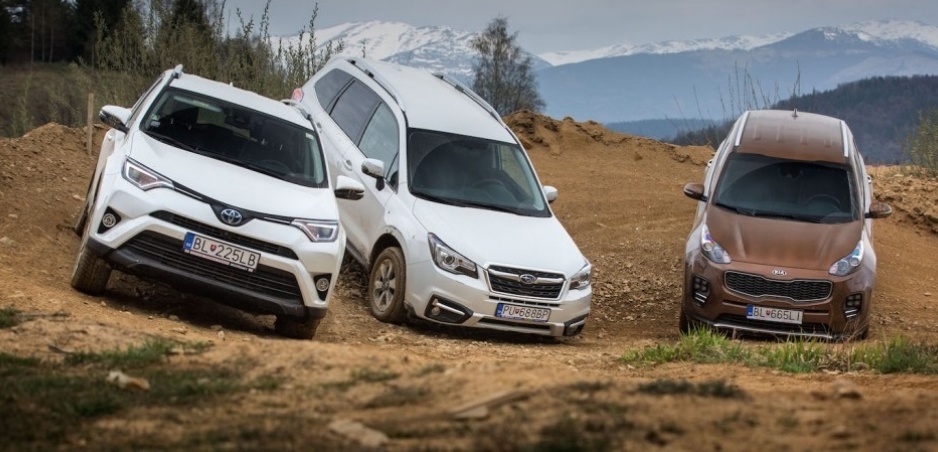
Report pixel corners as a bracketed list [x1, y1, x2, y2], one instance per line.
[220, 208, 243, 226]
[772, 269, 787, 277]
[519, 274, 537, 285]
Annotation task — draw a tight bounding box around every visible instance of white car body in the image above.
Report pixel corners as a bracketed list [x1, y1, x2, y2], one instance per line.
[71, 65, 363, 339]
[295, 58, 591, 337]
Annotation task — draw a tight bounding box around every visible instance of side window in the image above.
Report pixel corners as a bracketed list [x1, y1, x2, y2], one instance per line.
[314, 69, 352, 111]
[329, 80, 380, 143]
[358, 103, 399, 170]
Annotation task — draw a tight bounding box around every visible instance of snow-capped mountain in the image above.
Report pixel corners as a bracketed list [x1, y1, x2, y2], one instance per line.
[540, 19, 938, 66]
[275, 20, 549, 81]
[537, 19, 938, 123]
[277, 19, 938, 123]
[539, 33, 793, 66]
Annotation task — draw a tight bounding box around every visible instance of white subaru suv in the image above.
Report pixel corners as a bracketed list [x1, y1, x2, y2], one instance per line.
[72, 65, 364, 339]
[294, 58, 591, 337]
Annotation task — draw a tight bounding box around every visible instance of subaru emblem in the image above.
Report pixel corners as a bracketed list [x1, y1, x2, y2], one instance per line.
[220, 208, 243, 226]
[772, 269, 787, 277]
[519, 274, 537, 285]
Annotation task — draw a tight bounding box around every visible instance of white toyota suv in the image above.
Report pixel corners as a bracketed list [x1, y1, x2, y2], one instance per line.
[294, 58, 591, 337]
[72, 65, 364, 339]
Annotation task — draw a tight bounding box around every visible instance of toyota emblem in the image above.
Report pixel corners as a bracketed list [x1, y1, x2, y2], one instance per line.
[220, 208, 243, 226]
[519, 274, 537, 285]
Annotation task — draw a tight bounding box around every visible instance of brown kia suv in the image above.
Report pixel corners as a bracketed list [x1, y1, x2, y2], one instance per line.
[681, 110, 892, 339]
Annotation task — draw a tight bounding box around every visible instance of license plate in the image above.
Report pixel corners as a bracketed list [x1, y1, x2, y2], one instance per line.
[747, 305, 803, 325]
[495, 303, 550, 322]
[183, 233, 259, 272]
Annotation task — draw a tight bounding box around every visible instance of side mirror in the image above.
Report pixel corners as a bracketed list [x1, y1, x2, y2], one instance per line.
[361, 158, 386, 190]
[99, 105, 131, 133]
[866, 201, 892, 219]
[334, 175, 365, 201]
[683, 182, 706, 201]
[543, 185, 558, 203]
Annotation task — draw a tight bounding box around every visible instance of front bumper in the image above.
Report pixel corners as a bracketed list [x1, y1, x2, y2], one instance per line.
[405, 260, 591, 337]
[682, 254, 872, 340]
[85, 177, 344, 319]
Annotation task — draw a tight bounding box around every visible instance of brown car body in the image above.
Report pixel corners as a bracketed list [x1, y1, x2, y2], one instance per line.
[681, 110, 892, 339]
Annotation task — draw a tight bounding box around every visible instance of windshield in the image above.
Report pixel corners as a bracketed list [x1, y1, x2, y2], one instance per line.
[141, 87, 327, 188]
[712, 153, 859, 224]
[407, 129, 550, 217]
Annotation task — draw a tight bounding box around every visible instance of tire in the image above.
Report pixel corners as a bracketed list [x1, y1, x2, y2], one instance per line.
[275, 315, 321, 339]
[70, 239, 111, 294]
[72, 205, 88, 237]
[368, 247, 407, 324]
[678, 307, 690, 334]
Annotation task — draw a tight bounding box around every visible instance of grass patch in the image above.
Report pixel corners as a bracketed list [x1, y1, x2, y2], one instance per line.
[322, 367, 401, 391]
[64, 338, 176, 368]
[621, 329, 938, 374]
[0, 339, 245, 448]
[0, 307, 22, 329]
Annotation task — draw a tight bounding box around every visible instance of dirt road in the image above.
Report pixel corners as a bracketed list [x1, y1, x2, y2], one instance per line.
[1, 115, 937, 450]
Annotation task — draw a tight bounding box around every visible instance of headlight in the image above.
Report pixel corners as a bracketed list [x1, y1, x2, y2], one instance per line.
[700, 224, 731, 264]
[829, 240, 863, 276]
[570, 261, 591, 290]
[428, 233, 477, 278]
[122, 158, 173, 191]
[291, 219, 339, 242]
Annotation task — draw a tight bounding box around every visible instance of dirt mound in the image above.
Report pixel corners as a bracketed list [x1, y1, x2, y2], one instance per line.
[2, 117, 938, 450]
[505, 110, 713, 165]
[870, 167, 938, 236]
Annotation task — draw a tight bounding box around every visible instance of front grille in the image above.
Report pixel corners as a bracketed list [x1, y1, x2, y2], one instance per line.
[487, 265, 564, 300]
[716, 314, 831, 336]
[725, 271, 832, 302]
[151, 211, 297, 260]
[490, 296, 559, 308]
[122, 231, 302, 302]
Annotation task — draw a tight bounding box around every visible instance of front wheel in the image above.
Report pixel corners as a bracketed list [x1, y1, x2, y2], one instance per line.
[275, 315, 321, 339]
[678, 307, 690, 334]
[368, 247, 407, 324]
[70, 240, 111, 294]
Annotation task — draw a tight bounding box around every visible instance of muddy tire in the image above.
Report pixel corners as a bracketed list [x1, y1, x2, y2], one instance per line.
[368, 247, 407, 324]
[70, 240, 111, 294]
[274, 315, 321, 339]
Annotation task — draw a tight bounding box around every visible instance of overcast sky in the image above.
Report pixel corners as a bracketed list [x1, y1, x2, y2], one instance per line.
[221, 0, 938, 54]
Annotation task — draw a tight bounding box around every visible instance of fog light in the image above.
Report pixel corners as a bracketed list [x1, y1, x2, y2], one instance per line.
[97, 208, 122, 233]
[844, 293, 863, 319]
[314, 275, 331, 300]
[692, 275, 710, 306]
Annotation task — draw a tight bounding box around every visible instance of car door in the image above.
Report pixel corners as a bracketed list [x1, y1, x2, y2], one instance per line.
[324, 80, 395, 261]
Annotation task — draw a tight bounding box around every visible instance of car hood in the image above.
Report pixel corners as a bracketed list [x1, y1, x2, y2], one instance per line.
[412, 199, 586, 275]
[705, 206, 863, 271]
[130, 133, 338, 219]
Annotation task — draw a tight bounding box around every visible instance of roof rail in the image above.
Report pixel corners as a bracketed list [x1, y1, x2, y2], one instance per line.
[433, 73, 501, 122]
[171, 64, 184, 80]
[733, 110, 750, 147]
[348, 58, 404, 111]
[839, 120, 850, 158]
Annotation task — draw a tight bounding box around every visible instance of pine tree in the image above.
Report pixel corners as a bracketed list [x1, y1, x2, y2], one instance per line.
[470, 17, 544, 116]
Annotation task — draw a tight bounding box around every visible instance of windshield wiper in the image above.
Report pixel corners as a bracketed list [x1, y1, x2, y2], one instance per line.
[456, 199, 521, 215]
[144, 130, 201, 153]
[714, 201, 756, 216]
[411, 190, 469, 207]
